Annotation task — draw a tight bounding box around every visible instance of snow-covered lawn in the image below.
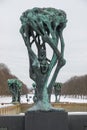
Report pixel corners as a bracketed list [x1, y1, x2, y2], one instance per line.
[59, 96, 87, 104]
[0, 94, 87, 108]
[0, 94, 33, 108]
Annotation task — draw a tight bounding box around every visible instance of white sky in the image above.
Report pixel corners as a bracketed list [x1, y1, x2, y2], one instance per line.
[0, 0, 87, 88]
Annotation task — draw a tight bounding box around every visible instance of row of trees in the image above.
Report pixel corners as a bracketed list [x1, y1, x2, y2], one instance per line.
[61, 75, 87, 96]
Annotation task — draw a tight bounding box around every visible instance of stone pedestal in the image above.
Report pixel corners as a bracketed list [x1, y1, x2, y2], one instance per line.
[25, 111, 68, 130]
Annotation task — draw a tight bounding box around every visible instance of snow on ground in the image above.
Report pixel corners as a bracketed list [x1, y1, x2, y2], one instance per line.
[0, 94, 87, 108]
[68, 112, 87, 115]
[0, 94, 33, 108]
[59, 96, 87, 104]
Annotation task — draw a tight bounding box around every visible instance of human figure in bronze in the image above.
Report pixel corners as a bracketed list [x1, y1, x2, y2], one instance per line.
[20, 7, 67, 111]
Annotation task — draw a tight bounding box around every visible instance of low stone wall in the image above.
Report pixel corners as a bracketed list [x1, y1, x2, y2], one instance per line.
[0, 111, 87, 130]
[0, 104, 21, 115]
[21, 103, 87, 112]
[0, 103, 87, 130]
[21, 103, 33, 112]
[52, 102, 87, 112]
[0, 102, 87, 115]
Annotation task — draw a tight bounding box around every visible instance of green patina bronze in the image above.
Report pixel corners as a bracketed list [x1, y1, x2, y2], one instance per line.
[54, 82, 62, 102]
[20, 7, 67, 111]
[32, 82, 38, 103]
[7, 79, 22, 103]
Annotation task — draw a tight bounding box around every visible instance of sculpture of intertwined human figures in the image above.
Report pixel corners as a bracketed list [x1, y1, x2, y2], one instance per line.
[20, 7, 67, 111]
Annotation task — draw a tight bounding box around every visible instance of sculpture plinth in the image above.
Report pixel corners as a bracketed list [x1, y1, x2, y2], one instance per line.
[20, 7, 67, 111]
[25, 111, 68, 130]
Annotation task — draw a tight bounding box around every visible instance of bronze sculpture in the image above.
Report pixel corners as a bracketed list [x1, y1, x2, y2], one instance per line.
[54, 82, 62, 102]
[20, 7, 67, 111]
[7, 79, 22, 103]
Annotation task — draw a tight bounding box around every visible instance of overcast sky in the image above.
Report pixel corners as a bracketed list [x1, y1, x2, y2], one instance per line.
[0, 0, 87, 88]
